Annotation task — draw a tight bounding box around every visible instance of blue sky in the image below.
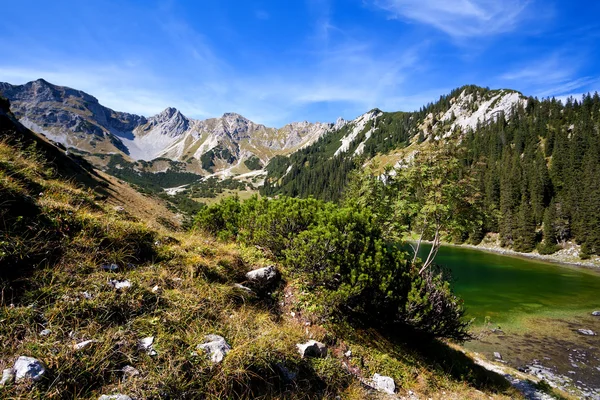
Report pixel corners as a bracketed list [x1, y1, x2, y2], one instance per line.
[1, 0, 599, 126]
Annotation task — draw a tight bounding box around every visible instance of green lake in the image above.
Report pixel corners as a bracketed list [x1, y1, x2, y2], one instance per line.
[419, 244, 600, 326]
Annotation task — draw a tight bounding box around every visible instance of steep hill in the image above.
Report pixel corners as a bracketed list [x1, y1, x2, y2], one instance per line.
[0, 79, 332, 177]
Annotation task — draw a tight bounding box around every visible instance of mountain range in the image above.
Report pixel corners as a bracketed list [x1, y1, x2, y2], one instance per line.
[0, 79, 333, 177]
[0, 80, 528, 188]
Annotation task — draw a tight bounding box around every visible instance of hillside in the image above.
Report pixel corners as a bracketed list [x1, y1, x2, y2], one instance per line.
[262, 85, 600, 261]
[0, 94, 553, 399]
[0, 79, 331, 178]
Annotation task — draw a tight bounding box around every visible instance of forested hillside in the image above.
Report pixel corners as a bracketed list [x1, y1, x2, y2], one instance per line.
[262, 86, 600, 258]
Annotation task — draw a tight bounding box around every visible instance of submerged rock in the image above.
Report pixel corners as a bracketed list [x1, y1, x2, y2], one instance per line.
[296, 340, 327, 358]
[372, 373, 395, 394]
[197, 334, 231, 363]
[13, 356, 46, 382]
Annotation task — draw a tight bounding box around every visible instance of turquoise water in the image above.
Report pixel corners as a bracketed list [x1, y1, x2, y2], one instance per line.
[418, 244, 600, 324]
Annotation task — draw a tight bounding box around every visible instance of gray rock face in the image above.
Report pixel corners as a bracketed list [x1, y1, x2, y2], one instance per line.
[13, 356, 46, 382]
[592, 311, 600, 316]
[0, 368, 15, 386]
[197, 334, 231, 363]
[296, 340, 327, 358]
[98, 395, 132, 400]
[372, 373, 395, 394]
[245, 265, 279, 288]
[577, 329, 596, 336]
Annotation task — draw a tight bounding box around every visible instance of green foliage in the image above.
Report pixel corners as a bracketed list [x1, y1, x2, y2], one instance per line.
[200, 145, 236, 172]
[244, 155, 263, 170]
[194, 196, 471, 341]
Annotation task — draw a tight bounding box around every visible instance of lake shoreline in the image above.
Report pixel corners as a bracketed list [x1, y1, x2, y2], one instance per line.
[424, 234, 600, 272]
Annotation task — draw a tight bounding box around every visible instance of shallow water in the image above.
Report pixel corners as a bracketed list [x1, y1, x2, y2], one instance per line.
[418, 244, 600, 325]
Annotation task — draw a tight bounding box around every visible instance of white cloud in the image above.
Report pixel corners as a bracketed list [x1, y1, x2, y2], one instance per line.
[498, 54, 599, 98]
[371, 0, 531, 37]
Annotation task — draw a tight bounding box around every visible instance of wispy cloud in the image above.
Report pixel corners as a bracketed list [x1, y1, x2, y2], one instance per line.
[371, 0, 532, 37]
[498, 53, 599, 98]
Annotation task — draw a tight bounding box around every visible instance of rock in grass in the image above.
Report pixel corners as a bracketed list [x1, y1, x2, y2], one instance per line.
[13, 356, 46, 382]
[73, 339, 97, 351]
[98, 395, 132, 400]
[101, 263, 119, 271]
[233, 283, 253, 294]
[0, 368, 15, 386]
[577, 329, 596, 336]
[372, 373, 395, 394]
[197, 335, 231, 363]
[592, 311, 600, 316]
[108, 279, 131, 290]
[138, 337, 157, 356]
[40, 329, 52, 336]
[121, 365, 140, 380]
[494, 352, 502, 360]
[245, 266, 279, 286]
[296, 340, 327, 358]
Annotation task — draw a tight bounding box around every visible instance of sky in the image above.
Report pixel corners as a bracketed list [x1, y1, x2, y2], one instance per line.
[1, 0, 599, 127]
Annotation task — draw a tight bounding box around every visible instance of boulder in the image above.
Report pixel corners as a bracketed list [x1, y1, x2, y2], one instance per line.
[372, 373, 395, 394]
[577, 329, 596, 336]
[0, 368, 15, 386]
[99, 395, 132, 400]
[245, 265, 279, 288]
[296, 340, 327, 358]
[13, 356, 46, 382]
[592, 311, 600, 316]
[197, 334, 231, 363]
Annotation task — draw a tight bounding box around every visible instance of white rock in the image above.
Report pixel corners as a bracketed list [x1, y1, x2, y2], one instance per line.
[0, 368, 15, 386]
[233, 283, 253, 293]
[108, 279, 131, 290]
[592, 311, 600, 316]
[121, 365, 140, 380]
[102, 263, 119, 271]
[494, 352, 502, 360]
[13, 356, 46, 382]
[245, 265, 278, 284]
[82, 291, 93, 299]
[296, 340, 327, 358]
[344, 350, 352, 358]
[98, 395, 132, 400]
[372, 373, 395, 394]
[151, 285, 161, 293]
[138, 336, 157, 356]
[197, 334, 231, 363]
[40, 329, 52, 336]
[577, 329, 596, 336]
[74, 339, 97, 351]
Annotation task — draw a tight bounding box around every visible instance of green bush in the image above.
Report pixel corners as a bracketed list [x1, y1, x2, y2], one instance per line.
[194, 196, 470, 341]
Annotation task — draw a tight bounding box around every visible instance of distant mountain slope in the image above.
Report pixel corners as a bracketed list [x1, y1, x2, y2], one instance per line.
[0, 79, 332, 176]
[262, 85, 527, 201]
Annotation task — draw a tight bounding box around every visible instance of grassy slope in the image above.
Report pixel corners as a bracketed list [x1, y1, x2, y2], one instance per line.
[0, 102, 523, 399]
